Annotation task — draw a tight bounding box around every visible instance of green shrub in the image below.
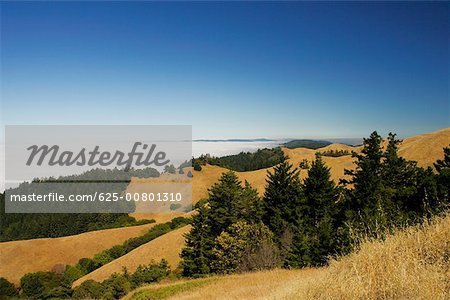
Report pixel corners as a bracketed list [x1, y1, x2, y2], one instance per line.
[130, 260, 170, 287]
[193, 162, 202, 171]
[102, 274, 132, 300]
[108, 245, 126, 259]
[62, 265, 83, 284]
[42, 285, 72, 299]
[20, 272, 61, 299]
[93, 252, 114, 269]
[77, 258, 96, 274]
[0, 277, 18, 299]
[72, 280, 104, 299]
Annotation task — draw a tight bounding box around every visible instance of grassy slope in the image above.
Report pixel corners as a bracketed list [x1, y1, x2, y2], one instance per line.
[299, 213, 450, 299]
[72, 225, 192, 287]
[0, 222, 157, 285]
[123, 213, 449, 300]
[124, 269, 321, 300]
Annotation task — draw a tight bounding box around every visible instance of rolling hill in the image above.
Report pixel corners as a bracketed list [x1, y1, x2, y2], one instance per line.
[72, 225, 191, 287]
[0, 223, 157, 285]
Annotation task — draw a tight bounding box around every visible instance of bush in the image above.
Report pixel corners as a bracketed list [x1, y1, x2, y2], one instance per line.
[42, 286, 72, 299]
[0, 277, 17, 299]
[318, 149, 351, 157]
[77, 258, 96, 274]
[130, 260, 170, 287]
[63, 265, 83, 284]
[193, 162, 202, 171]
[20, 272, 61, 299]
[102, 274, 132, 300]
[72, 260, 170, 299]
[72, 280, 104, 299]
[93, 252, 114, 269]
[212, 221, 279, 274]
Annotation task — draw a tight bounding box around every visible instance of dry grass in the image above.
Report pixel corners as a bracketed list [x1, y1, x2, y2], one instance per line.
[398, 127, 450, 168]
[0, 222, 157, 285]
[165, 268, 321, 300]
[73, 225, 191, 287]
[124, 277, 218, 300]
[297, 214, 450, 300]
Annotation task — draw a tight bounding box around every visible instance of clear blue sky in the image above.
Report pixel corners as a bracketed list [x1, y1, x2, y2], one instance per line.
[1, 2, 449, 139]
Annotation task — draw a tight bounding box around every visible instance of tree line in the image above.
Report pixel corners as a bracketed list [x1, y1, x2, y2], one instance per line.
[192, 147, 285, 172]
[0, 167, 160, 242]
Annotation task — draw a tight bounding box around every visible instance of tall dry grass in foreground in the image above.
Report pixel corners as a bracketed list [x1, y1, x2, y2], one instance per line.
[301, 214, 450, 300]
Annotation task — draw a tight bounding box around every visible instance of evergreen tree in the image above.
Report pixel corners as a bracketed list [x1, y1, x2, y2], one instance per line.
[181, 171, 263, 277]
[180, 202, 212, 277]
[341, 131, 385, 231]
[206, 171, 243, 237]
[380, 133, 419, 221]
[262, 157, 304, 262]
[434, 146, 450, 205]
[234, 181, 263, 224]
[291, 154, 343, 266]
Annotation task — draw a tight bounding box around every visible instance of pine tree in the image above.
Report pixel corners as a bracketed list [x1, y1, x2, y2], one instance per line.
[380, 133, 423, 221]
[206, 171, 243, 237]
[262, 157, 304, 262]
[341, 131, 385, 232]
[291, 154, 343, 266]
[180, 203, 212, 277]
[181, 171, 263, 276]
[434, 146, 450, 208]
[234, 181, 263, 224]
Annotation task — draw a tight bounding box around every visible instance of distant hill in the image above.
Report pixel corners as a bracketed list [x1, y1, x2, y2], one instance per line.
[283, 139, 332, 149]
[194, 138, 275, 142]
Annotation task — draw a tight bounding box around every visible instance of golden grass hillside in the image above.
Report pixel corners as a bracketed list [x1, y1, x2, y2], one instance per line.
[399, 127, 450, 168]
[298, 213, 450, 300]
[124, 268, 321, 300]
[72, 225, 191, 287]
[0, 223, 157, 285]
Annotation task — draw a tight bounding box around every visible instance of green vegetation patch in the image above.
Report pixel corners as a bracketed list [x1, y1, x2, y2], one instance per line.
[68, 217, 191, 280]
[283, 139, 331, 149]
[193, 147, 285, 172]
[131, 278, 217, 300]
[318, 149, 351, 157]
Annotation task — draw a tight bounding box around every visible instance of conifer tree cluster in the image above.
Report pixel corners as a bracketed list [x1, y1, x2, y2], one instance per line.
[180, 171, 273, 276]
[181, 132, 449, 275]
